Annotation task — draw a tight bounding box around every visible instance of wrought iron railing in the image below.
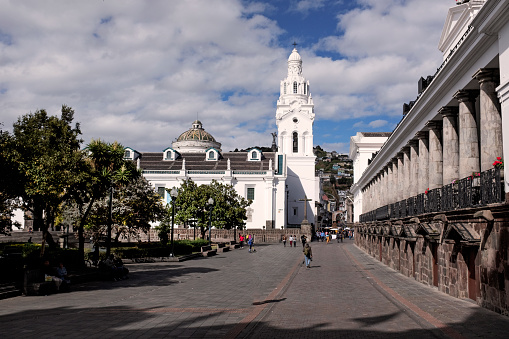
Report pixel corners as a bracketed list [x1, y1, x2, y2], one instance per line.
[359, 168, 504, 221]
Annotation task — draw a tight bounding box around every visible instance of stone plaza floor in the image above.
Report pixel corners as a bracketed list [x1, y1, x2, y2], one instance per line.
[1, 241, 508, 338]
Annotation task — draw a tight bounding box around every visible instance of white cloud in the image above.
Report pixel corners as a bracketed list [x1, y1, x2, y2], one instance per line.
[0, 0, 455, 153]
[368, 119, 388, 128]
[291, 0, 327, 14]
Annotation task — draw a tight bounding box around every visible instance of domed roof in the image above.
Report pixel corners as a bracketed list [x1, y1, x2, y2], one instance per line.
[176, 120, 217, 142]
[288, 48, 302, 62]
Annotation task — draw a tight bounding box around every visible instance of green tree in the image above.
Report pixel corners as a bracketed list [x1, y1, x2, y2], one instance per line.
[165, 179, 251, 241]
[66, 139, 139, 261]
[0, 126, 23, 235]
[4, 106, 83, 253]
[84, 176, 165, 244]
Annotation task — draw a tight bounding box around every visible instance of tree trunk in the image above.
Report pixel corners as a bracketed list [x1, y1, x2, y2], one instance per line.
[77, 197, 95, 266]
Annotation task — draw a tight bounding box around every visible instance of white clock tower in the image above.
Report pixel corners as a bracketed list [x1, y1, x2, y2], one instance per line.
[276, 47, 318, 226]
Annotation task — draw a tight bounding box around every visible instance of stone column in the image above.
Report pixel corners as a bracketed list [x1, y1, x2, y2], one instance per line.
[454, 89, 480, 178]
[397, 153, 404, 201]
[401, 147, 411, 200]
[387, 162, 394, 204]
[440, 106, 459, 185]
[416, 131, 429, 194]
[409, 140, 419, 197]
[473, 68, 502, 171]
[383, 166, 389, 206]
[392, 158, 399, 202]
[427, 121, 443, 190]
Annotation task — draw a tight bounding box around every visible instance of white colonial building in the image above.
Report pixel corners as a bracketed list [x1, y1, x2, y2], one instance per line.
[126, 48, 319, 230]
[349, 132, 392, 222]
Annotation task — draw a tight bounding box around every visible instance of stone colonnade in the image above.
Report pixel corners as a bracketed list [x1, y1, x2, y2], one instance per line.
[362, 68, 502, 213]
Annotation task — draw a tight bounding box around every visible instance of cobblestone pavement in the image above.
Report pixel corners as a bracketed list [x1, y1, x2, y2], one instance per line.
[1, 241, 508, 338]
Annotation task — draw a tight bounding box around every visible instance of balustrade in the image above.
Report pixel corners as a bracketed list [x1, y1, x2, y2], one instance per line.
[359, 168, 504, 221]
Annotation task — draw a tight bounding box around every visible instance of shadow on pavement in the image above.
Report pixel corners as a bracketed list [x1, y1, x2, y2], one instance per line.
[1, 305, 501, 339]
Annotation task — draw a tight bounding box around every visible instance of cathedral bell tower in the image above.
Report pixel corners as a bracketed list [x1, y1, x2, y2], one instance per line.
[276, 47, 317, 227]
[276, 47, 315, 156]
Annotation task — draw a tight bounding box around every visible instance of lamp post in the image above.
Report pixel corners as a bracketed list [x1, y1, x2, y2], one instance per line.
[207, 197, 214, 246]
[170, 187, 178, 257]
[189, 218, 197, 240]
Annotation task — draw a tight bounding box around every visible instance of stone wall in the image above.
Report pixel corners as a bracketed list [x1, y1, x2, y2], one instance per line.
[353, 204, 509, 316]
[134, 228, 304, 244]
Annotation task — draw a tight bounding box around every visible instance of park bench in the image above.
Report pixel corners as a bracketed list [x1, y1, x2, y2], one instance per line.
[23, 269, 58, 296]
[217, 243, 230, 253]
[200, 245, 217, 257]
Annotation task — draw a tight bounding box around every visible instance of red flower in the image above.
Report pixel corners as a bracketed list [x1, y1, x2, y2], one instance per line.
[497, 157, 502, 160]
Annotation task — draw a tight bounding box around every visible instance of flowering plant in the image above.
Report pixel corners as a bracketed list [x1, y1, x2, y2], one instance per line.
[493, 157, 504, 169]
[425, 188, 429, 195]
[468, 172, 480, 180]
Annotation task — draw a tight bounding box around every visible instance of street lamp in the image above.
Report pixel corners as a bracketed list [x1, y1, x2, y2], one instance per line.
[170, 187, 178, 257]
[189, 218, 197, 240]
[207, 197, 214, 246]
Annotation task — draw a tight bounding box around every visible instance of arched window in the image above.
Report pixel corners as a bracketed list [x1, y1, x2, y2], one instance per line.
[284, 83, 286, 94]
[293, 132, 298, 153]
[208, 151, 215, 159]
[124, 150, 131, 158]
[166, 151, 173, 160]
[293, 82, 297, 94]
[251, 151, 257, 159]
[303, 83, 306, 94]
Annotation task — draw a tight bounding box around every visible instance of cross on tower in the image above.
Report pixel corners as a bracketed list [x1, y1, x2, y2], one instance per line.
[298, 195, 312, 224]
[292, 41, 298, 48]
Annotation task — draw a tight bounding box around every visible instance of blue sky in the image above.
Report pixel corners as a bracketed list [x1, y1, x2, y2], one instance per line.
[0, 0, 453, 153]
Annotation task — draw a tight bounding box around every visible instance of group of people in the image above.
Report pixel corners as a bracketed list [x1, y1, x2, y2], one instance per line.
[41, 260, 71, 292]
[239, 234, 256, 252]
[101, 254, 129, 281]
[281, 234, 309, 248]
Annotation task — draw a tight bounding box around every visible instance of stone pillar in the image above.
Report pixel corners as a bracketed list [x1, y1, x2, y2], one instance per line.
[383, 166, 389, 206]
[416, 131, 429, 194]
[392, 158, 399, 202]
[454, 89, 480, 179]
[440, 106, 459, 185]
[473, 68, 502, 171]
[397, 153, 404, 201]
[409, 140, 419, 197]
[427, 121, 443, 190]
[387, 162, 394, 204]
[401, 147, 411, 200]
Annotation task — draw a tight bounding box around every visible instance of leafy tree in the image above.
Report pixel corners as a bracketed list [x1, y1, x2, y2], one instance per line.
[165, 179, 251, 241]
[4, 106, 83, 254]
[0, 126, 23, 235]
[84, 176, 165, 244]
[66, 139, 139, 261]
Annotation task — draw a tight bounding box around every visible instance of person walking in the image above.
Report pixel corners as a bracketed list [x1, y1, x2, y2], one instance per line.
[303, 243, 312, 268]
[293, 235, 297, 247]
[282, 235, 287, 247]
[248, 236, 255, 253]
[301, 234, 307, 248]
[289, 235, 293, 247]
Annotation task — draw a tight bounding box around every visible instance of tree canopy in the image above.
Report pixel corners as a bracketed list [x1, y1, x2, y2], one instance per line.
[161, 179, 251, 241]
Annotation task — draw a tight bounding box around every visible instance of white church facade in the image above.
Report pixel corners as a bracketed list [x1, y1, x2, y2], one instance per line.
[125, 48, 319, 230]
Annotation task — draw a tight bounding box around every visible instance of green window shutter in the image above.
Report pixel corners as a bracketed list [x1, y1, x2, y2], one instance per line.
[247, 188, 255, 200]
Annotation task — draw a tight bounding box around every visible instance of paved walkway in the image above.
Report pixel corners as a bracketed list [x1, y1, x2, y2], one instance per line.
[1, 241, 508, 338]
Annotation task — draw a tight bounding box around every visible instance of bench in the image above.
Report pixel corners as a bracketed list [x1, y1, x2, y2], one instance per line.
[217, 243, 230, 253]
[200, 245, 217, 257]
[23, 269, 58, 296]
